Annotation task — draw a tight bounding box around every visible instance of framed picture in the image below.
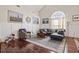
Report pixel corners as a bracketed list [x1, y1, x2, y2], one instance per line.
[42, 18, 49, 24]
[32, 16, 39, 24]
[72, 14, 79, 21]
[8, 10, 23, 22]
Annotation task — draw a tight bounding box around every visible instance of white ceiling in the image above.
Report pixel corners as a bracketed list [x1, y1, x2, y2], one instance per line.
[18, 5, 44, 12]
[0, 5, 44, 13]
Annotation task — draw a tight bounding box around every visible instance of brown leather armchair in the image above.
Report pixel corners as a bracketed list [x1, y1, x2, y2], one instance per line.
[37, 31, 46, 38]
[18, 29, 27, 40]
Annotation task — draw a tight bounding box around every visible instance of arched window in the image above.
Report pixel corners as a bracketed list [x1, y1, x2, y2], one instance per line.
[51, 11, 65, 29]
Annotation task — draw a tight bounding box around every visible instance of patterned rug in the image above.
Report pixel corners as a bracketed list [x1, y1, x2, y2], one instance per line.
[66, 37, 77, 53]
[28, 37, 66, 53]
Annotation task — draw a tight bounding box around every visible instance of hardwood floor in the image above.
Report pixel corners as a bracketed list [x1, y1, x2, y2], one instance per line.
[0, 37, 78, 53]
[1, 39, 52, 53]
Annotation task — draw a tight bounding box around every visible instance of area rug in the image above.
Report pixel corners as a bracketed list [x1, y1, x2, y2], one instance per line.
[28, 37, 66, 53]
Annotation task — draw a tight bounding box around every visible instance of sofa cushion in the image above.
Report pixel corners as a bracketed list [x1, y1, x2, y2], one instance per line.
[51, 33, 64, 37]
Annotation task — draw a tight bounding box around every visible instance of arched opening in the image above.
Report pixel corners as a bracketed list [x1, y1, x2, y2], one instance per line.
[51, 11, 66, 29]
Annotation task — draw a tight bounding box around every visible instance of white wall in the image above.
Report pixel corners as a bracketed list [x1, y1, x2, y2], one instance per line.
[0, 24, 1, 38]
[39, 5, 79, 38]
[0, 5, 79, 40]
[0, 5, 40, 41]
[69, 21, 79, 38]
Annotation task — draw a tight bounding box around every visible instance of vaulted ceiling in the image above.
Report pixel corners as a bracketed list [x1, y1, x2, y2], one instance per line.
[20, 5, 44, 12]
[0, 5, 44, 13]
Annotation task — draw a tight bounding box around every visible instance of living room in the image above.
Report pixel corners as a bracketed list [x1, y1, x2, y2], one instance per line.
[0, 5, 79, 53]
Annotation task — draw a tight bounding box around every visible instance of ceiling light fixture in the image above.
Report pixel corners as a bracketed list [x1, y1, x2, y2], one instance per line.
[16, 5, 21, 7]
